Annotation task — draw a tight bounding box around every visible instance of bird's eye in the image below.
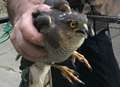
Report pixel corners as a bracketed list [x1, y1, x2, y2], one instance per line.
[68, 20, 78, 29]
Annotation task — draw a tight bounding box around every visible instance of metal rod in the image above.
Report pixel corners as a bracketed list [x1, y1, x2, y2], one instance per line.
[87, 15, 120, 24]
[0, 15, 120, 24]
[0, 16, 9, 24]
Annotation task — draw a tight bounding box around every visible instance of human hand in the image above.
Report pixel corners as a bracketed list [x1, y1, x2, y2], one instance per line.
[11, 4, 51, 62]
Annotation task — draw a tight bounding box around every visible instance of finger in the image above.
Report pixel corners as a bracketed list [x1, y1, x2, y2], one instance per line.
[30, 4, 52, 13]
[10, 24, 23, 54]
[38, 4, 52, 12]
[19, 4, 51, 45]
[12, 25, 47, 61]
[20, 13, 45, 46]
[19, 34, 47, 61]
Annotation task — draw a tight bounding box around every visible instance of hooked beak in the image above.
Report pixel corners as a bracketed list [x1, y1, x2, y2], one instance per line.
[76, 23, 88, 38]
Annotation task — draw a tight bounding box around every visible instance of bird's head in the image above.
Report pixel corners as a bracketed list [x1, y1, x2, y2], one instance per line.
[33, 1, 88, 49]
[54, 12, 88, 49]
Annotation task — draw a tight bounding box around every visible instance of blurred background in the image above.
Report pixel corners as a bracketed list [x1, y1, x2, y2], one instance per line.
[0, 1, 21, 87]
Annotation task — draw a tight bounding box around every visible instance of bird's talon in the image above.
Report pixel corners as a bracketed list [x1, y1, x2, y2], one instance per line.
[52, 65, 84, 84]
[72, 51, 92, 71]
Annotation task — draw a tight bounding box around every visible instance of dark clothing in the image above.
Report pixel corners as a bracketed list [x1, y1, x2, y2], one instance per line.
[52, 31, 120, 87]
[19, 30, 120, 87]
[52, 1, 120, 86]
[19, 20, 120, 87]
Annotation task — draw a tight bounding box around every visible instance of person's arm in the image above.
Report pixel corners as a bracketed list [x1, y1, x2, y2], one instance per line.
[7, 0, 51, 62]
[7, 0, 44, 24]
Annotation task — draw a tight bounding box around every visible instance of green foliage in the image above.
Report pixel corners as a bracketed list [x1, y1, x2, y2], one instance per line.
[0, 22, 12, 44]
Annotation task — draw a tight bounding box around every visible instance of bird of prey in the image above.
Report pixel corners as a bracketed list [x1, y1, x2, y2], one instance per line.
[21, 0, 92, 87]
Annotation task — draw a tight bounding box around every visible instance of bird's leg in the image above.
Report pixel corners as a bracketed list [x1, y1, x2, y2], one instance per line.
[72, 51, 92, 71]
[52, 64, 85, 84]
[29, 63, 51, 87]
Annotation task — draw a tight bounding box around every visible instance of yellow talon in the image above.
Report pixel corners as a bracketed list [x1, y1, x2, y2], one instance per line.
[52, 65, 85, 84]
[72, 51, 92, 71]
